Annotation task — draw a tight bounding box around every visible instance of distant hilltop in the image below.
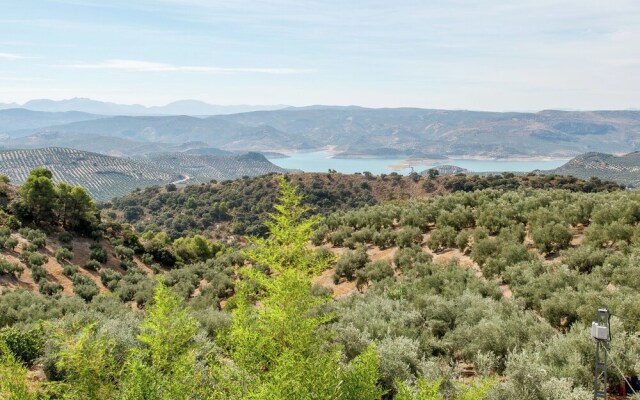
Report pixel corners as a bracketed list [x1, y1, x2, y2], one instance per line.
[548, 151, 640, 188]
[0, 98, 289, 116]
[1, 105, 640, 160]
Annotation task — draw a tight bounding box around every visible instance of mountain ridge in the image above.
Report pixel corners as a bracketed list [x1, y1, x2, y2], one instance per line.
[0, 98, 289, 116]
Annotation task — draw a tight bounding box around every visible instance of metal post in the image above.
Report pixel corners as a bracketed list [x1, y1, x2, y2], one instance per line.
[593, 307, 610, 400]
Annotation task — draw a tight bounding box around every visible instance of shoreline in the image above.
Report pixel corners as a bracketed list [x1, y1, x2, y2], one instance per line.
[266, 147, 572, 163]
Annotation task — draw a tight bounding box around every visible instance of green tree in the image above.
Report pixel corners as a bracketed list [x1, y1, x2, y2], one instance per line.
[214, 177, 383, 400]
[56, 182, 98, 232]
[119, 282, 200, 400]
[17, 168, 57, 224]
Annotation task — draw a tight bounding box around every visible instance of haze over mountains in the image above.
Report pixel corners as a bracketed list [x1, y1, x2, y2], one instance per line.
[2, 99, 640, 194]
[2, 104, 639, 158]
[0, 98, 288, 116]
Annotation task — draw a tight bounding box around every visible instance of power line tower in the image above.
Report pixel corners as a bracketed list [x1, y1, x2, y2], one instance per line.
[592, 307, 611, 400]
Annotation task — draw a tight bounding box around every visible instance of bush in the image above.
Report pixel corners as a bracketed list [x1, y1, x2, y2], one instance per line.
[100, 269, 122, 291]
[455, 230, 471, 252]
[38, 280, 63, 296]
[84, 260, 102, 271]
[562, 246, 609, 273]
[393, 246, 432, 270]
[372, 228, 397, 249]
[54, 247, 73, 263]
[73, 275, 99, 301]
[427, 226, 456, 252]
[27, 252, 47, 268]
[0, 257, 23, 277]
[30, 265, 47, 283]
[89, 244, 107, 263]
[62, 264, 78, 277]
[58, 231, 73, 244]
[396, 226, 423, 248]
[333, 248, 369, 283]
[532, 223, 572, 254]
[0, 325, 44, 366]
[3, 237, 18, 251]
[114, 245, 135, 261]
[6, 215, 21, 230]
[360, 260, 394, 286]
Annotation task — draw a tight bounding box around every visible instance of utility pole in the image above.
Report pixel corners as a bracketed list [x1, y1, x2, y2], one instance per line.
[592, 307, 610, 400]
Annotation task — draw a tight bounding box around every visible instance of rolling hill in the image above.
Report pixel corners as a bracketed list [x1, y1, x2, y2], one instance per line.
[0, 148, 181, 201]
[8, 107, 640, 158]
[0, 108, 103, 132]
[138, 152, 288, 183]
[11, 115, 317, 151]
[0, 148, 291, 201]
[549, 151, 640, 188]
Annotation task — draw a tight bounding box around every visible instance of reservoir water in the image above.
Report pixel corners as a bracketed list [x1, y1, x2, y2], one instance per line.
[270, 151, 569, 175]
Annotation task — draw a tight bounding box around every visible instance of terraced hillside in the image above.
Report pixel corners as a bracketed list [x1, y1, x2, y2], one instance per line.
[0, 148, 293, 202]
[0, 148, 181, 201]
[139, 152, 289, 183]
[549, 151, 640, 188]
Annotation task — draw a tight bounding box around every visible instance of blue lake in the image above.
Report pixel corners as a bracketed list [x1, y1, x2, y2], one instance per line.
[270, 151, 569, 175]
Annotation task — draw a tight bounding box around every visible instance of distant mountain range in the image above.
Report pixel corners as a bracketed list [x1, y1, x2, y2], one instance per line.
[0, 147, 288, 201]
[3, 107, 638, 158]
[0, 98, 288, 116]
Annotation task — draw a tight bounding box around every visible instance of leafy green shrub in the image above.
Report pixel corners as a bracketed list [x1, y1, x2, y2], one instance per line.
[0, 325, 44, 366]
[360, 260, 394, 285]
[30, 265, 47, 283]
[396, 226, 423, 248]
[3, 237, 18, 251]
[333, 248, 369, 283]
[393, 246, 432, 270]
[0, 257, 23, 278]
[6, 215, 21, 230]
[58, 231, 73, 244]
[89, 244, 108, 263]
[83, 259, 102, 271]
[114, 245, 135, 261]
[27, 252, 47, 268]
[427, 226, 456, 252]
[373, 228, 397, 249]
[55, 247, 73, 263]
[62, 264, 78, 277]
[72, 275, 99, 301]
[531, 223, 572, 254]
[455, 230, 471, 252]
[562, 246, 609, 273]
[141, 253, 154, 265]
[471, 239, 499, 267]
[38, 280, 63, 296]
[99, 269, 122, 291]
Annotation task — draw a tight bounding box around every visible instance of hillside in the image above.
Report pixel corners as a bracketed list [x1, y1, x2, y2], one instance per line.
[0, 171, 639, 399]
[0, 109, 102, 132]
[11, 115, 318, 151]
[0, 148, 180, 201]
[104, 172, 622, 240]
[0, 132, 227, 157]
[549, 151, 640, 188]
[8, 107, 640, 158]
[0, 148, 294, 201]
[137, 152, 288, 184]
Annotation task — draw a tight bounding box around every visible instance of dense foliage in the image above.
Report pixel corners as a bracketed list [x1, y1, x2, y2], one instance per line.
[0, 169, 637, 399]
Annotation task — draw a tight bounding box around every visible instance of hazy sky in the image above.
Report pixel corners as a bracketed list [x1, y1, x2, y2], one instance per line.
[1, 0, 639, 110]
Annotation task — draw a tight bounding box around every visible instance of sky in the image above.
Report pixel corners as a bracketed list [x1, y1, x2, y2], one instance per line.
[0, 0, 639, 111]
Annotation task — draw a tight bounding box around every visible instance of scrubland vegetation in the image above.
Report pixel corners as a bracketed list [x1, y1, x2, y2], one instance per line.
[0, 169, 638, 399]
